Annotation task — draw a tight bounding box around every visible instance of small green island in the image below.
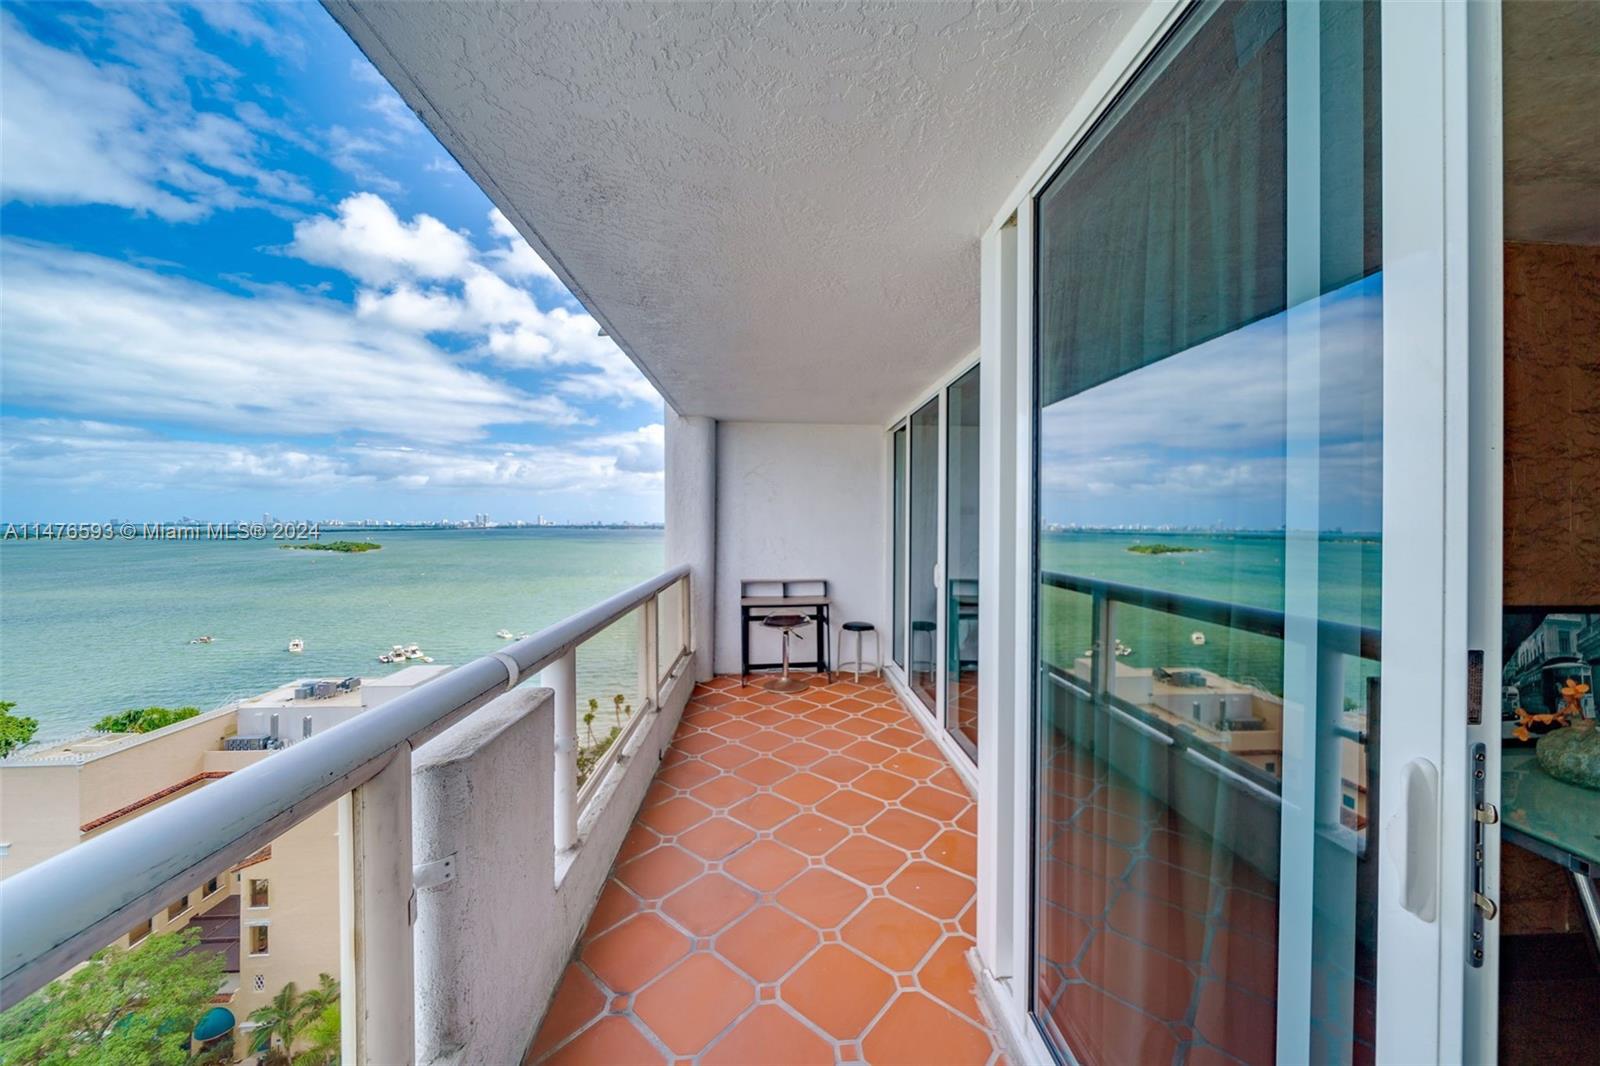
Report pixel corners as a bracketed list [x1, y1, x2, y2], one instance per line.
[1127, 543, 1202, 555]
[280, 540, 382, 553]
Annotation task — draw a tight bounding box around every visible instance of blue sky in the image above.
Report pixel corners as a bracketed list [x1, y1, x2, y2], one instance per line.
[0, 1, 664, 524]
[1040, 272, 1384, 533]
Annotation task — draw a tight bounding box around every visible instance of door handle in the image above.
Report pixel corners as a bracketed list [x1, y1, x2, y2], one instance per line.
[1386, 757, 1440, 922]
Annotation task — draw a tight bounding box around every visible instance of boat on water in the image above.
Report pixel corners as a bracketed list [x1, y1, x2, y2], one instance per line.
[378, 643, 434, 664]
[190, 636, 215, 645]
[288, 637, 305, 654]
[495, 629, 515, 640]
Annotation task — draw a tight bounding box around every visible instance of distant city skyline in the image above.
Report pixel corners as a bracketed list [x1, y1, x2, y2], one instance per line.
[0, 3, 665, 525]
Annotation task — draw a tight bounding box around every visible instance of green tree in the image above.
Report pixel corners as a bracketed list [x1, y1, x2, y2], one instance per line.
[297, 973, 338, 1027]
[92, 706, 202, 734]
[250, 974, 339, 1065]
[291, 1002, 339, 1066]
[0, 927, 224, 1065]
[0, 700, 38, 757]
[248, 982, 304, 1063]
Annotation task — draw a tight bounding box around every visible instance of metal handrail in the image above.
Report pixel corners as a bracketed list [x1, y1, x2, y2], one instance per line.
[1041, 568, 1381, 661]
[0, 564, 690, 1010]
[1040, 567, 1380, 832]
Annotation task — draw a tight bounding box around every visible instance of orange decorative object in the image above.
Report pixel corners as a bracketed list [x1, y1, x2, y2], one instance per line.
[1558, 678, 1591, 719]
[1511, 678, 1591, 742]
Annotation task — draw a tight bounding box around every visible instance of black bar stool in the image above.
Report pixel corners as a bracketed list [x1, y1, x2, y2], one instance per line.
[760, 613, 812, 693]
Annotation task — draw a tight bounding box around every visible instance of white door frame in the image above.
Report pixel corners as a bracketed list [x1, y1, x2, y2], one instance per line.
[1463, 1, 1505, 1062]
[969, 0, 1481, 1060]
[880, 353, 985, 786]
[1377, 0, 1478, 1058]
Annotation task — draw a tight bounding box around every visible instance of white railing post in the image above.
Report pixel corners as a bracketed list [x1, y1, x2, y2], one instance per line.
[340, 745, 414, 1066]
[545, 650, 578, 852]
[642, 595, 660, 710]
[1315, 645, 1348, 830]
[680, 574, 693, 667]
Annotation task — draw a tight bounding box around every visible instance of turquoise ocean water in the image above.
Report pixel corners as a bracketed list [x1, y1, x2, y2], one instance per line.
[0, 528, 663, 745]
[1040, 530, 1382, 703]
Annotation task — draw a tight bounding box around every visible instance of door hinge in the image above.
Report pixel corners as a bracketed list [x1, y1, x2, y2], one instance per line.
[1469, 743, 1496, 967]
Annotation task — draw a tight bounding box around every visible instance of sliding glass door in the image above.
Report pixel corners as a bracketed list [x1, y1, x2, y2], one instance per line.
[946, 366, 981, 756]
[1030, 2, 1388, 1062]
[908, 397, 940, 711]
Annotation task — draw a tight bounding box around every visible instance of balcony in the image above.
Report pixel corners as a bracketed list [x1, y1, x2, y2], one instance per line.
[0, 569, 1004, 1065]
[528, 677, 998, 1065]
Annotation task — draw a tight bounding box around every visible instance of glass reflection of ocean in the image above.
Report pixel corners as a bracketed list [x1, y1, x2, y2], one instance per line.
[1040, 529, 1381, 700]
[0, 528, 663, 745]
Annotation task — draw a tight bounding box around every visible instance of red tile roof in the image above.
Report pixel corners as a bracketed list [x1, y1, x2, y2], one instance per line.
[80, 771, 231, 833]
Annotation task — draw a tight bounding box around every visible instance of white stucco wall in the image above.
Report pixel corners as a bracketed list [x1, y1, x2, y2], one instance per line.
[410, 666, 695, 1065]
[713, 422, 887, 677]
[664, 410, 717, 682]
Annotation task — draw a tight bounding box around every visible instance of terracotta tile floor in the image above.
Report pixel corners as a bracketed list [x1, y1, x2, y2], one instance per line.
[528, 676, 1006, 1066]
[1034, 736, 1376, 1066]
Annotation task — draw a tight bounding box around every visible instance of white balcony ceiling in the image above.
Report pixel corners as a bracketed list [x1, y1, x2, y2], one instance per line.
[326, 0, 1147, 422]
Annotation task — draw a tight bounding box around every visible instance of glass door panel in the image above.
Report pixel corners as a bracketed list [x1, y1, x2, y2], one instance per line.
[1031, 2, 1383, 1063]
[909, 398, 939, 710]
[946, 366, 981, 757]
[893, 425, 908, 669]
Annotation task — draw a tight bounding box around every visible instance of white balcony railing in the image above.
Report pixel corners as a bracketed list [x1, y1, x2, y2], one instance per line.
[0, 565, 693, 1064]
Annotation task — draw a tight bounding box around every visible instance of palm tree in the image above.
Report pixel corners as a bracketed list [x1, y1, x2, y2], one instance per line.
[292, 1002, 340, 1066]
[297, 973, 338, 1025]
[299, 966, 339, 1030]
[249, 982, 303, 1063]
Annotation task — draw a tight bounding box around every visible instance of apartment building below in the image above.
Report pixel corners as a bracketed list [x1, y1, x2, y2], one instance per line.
[0, 664, 449, 1057]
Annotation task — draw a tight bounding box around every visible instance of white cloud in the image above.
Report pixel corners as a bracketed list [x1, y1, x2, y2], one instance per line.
[0, 12, 313, 220]
[1, 418, 665, 498]
[287, 194, 659, 407]
[553, 348, 663, 405]
[364, 92, 417, 135]
[191, 2, 306, 63]
[1, 419, 352, 493]
[486, 208, 558, 281]
[289, 192, 476, 286]
[324, 125, 405, 194]
[355, 286, 463, 333]
[587, 424, 665, 475]
[1040, 275, 1384, 528]
[0, 240, 582, 444]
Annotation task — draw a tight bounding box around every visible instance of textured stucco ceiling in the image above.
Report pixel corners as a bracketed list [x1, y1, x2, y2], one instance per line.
[325, 1, 1148, 422]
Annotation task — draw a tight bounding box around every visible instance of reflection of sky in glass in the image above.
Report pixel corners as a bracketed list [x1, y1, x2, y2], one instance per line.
[1040, 272, 1382, 532]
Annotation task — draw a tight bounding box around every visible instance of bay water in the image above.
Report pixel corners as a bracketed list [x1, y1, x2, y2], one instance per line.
[1040, 530, 1382, 704]
[0, 528, 663, 746]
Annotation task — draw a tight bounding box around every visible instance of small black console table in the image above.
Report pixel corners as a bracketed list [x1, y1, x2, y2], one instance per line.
[739, 578, 831, 687]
